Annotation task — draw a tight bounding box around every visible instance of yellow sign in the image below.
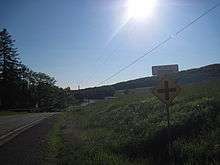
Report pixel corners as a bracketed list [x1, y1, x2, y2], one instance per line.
[153, 77, 181, 105]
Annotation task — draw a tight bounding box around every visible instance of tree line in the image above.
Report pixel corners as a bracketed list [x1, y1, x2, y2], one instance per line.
[0, 29, 76, 111]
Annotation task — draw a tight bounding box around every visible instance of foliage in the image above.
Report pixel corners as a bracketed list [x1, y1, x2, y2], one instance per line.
[59, 81, 220, 164]
[0, 111, 28, 116]
[0, 29, 77, 111]
[44, 114, 64, 164]
[0, 28, 21, 108]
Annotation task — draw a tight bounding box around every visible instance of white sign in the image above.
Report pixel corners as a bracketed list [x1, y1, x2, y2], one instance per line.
[152, 64, 179, 76]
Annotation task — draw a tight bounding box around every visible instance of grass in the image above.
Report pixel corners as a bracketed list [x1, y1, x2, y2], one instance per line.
[48, 80, 220, 164]
[44, 114, 65, 164]
[0, 111, 28, 116]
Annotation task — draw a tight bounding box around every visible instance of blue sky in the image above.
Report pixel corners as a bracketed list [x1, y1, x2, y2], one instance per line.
[0, 0, 220, 89]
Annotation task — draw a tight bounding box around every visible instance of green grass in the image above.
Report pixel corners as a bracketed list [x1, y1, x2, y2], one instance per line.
[0, 111, 28, 116]
[44, 114, 65, 164]
[55, 81, 220, 164]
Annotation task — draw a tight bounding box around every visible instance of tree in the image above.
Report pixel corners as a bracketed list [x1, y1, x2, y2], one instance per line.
[0, 28, 77, 111]
[0, 29, 21, 109]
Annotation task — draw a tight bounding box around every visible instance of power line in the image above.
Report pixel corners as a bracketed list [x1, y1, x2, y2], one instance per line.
[86, 19, 137, 87]
[96, 2, 220, 86]
[103, 22, 137, 64]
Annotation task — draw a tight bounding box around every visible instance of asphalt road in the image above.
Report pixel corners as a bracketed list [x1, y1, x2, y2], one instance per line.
[0, 113, 57, 137]
[0, 113, 59, 165]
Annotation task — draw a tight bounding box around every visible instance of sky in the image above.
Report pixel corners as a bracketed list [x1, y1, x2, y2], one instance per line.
[0, 0, 220, 89]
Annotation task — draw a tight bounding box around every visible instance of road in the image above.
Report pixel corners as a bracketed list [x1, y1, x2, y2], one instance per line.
[0, 112, 59, 165]
[0, 113, 57, 137]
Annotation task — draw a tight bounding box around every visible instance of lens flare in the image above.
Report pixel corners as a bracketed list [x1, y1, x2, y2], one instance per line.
[127, 0, 157, 20]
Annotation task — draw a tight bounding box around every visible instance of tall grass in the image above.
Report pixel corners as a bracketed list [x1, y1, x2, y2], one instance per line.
[59, 81, 220, 164]
[44, 114, 65, 164]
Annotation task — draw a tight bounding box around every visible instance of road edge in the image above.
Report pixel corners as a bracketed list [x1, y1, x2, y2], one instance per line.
[0, 114, 56, 147]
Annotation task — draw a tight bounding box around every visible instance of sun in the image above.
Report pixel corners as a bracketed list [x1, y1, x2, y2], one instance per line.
[126, 0, 157, 20]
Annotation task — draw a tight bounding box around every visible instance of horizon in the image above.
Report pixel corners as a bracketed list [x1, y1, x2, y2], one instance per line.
[1, 0, 220, 89]
[74, 63, 220, 90]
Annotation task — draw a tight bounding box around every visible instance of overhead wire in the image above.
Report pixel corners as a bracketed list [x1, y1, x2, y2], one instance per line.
[96, 2, 220, 86]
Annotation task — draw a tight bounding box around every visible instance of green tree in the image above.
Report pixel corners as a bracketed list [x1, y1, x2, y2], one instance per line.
[0, 28, 76, 111]
[0, 29, 21, 109]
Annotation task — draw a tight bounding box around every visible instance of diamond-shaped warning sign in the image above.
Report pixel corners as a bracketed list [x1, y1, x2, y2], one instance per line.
[153, 77, 181, 105]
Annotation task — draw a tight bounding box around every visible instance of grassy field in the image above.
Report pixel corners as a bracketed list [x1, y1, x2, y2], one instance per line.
[47, 81, 220, 165]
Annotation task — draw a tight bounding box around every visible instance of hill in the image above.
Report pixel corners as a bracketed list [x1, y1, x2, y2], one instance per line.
[74, 64, 220, 100]
[112, 63, 220, 90]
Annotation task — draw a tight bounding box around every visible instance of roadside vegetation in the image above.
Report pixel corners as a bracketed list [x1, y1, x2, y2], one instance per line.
[44, 114, 65, 164]
[49, 80, 220, 165]
[0, 111, 28, 116]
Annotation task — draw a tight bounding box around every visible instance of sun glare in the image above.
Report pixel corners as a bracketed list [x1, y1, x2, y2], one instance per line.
[127, 0, 157, 20]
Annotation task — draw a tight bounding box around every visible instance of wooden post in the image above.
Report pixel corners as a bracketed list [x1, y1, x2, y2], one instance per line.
[166, 103, 172, 161]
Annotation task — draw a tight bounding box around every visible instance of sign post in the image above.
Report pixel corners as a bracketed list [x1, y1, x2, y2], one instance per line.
[165, 103, 171, 156]
[152, 75, 181, 159]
